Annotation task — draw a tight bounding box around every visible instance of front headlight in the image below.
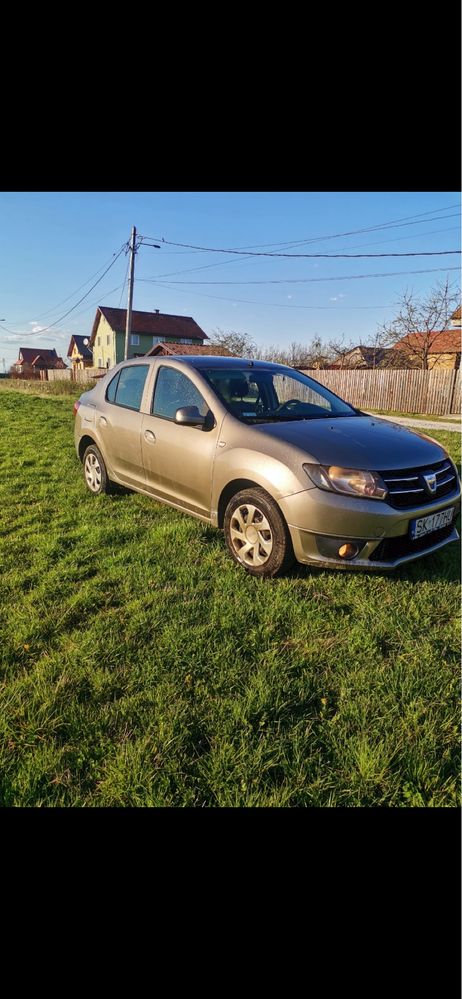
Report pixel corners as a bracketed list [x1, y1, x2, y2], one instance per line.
[303, 463, 388, 500]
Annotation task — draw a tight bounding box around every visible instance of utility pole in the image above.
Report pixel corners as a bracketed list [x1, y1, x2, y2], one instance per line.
[124, 226, 137, 360]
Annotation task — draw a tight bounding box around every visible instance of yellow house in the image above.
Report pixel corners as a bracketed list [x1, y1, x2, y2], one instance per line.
[67, 335, 94, 371]
[88, 306, 208, 369]
[395, 329, 461, 370]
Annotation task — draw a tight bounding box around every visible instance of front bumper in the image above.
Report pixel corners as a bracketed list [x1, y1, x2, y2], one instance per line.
[279, 483, 461, 571]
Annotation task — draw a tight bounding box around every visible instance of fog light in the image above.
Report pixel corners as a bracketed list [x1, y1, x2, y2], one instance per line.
[338, 543, 359, 559]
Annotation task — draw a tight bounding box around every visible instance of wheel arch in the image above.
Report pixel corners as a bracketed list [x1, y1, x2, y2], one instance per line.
[78, 434, 99, 462]
[217, 478, 279, 528]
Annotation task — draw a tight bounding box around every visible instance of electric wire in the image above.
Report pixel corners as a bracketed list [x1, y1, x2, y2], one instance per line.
[0, 245, 127, 337]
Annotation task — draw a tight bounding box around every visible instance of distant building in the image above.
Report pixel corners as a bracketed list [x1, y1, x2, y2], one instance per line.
[89, 307, 208, 369]
[12, 347, 67, 376]
[146, 342, 233, 357]
[67, 334, 94, 371]
[449, 305, 461, 328]
[330, 346, 401, 369]
[394, 330, 461, 370]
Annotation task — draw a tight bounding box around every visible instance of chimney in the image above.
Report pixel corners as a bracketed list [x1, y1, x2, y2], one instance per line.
[155, 309, 160, 314]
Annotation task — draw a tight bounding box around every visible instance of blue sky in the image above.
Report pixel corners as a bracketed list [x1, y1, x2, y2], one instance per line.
[0, 191, 460, 369]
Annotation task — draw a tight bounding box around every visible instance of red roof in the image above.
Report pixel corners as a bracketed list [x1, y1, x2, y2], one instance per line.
[146, 342, 233, 357]
[395, 330, 462, 353]
[91, 307, 208, 342]
[17, 347, 66, 368]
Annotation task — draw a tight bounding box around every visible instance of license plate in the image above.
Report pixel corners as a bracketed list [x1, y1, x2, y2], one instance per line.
[409, 507, 454, 540]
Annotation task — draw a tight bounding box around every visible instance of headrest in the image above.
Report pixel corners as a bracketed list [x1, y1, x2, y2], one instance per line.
[229, 378, 248, 397]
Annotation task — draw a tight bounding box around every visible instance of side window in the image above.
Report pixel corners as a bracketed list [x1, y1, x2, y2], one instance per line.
[107, 365, 149, 411]
[106, 371, 120, 403]
[152, 367, 209, 420]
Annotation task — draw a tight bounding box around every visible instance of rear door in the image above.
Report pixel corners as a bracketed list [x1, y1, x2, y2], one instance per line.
[98, 364, 150, 487]
[140, 364, 221, 518]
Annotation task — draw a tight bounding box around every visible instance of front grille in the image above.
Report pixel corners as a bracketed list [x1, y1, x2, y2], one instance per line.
[380, 459, 458, 509]
[372, 523, 456, 562]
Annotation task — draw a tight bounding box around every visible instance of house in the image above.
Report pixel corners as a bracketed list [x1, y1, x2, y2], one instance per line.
[330, 346, 401, 369]
[67, 334, 94, 371]
[89, 306, 209, 369]
[12, 347, 67, 377]
[449, 305, 461, 328]
[146, 342, 233, 357]
[394, 329, 461, 370]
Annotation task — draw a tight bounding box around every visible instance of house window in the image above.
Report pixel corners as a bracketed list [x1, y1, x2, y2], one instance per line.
[152, 336, 162, 346]
[130, 334, 140, 346]
[106, 335, 110, 345]
[97, 337, 101, 346]
[98, 358, 103, 368]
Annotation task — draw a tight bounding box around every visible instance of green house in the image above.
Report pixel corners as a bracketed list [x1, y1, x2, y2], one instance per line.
[89, 306, 208, 369]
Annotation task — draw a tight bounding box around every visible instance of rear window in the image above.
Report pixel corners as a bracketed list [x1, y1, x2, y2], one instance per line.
[106, 365, 149, 411]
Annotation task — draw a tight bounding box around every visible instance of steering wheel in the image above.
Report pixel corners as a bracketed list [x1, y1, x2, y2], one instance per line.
[274, 399, 301, 413]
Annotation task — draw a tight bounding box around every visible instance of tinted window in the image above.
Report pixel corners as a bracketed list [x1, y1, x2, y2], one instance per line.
[152, 367, 209, 420]
[110, 365, 149, 411]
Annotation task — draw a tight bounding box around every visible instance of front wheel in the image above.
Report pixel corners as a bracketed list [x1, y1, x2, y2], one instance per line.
[223, 488, 295, 577]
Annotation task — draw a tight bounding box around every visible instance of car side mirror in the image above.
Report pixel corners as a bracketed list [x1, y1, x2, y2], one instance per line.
[175, 405, 206, 426]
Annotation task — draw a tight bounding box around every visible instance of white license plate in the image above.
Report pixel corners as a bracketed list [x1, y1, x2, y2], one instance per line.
[410, 507, 454, 540]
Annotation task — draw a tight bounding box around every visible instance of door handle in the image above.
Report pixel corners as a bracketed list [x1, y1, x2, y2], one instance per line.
[144, 430, 156, 443]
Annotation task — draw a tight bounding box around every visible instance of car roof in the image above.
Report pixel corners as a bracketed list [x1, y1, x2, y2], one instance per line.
[124, 355, 291, 372]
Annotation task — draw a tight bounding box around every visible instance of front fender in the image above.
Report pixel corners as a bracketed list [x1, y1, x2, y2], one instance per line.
[211, 446, 310, 525]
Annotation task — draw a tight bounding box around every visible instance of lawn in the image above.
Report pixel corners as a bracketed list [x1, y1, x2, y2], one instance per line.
[0, 384, 460, 807]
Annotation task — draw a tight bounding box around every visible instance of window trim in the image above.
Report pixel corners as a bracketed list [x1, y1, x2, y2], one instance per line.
[130, 333, 140, 346]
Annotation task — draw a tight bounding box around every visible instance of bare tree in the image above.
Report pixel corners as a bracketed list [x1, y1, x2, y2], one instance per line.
[327, 335, 358, 368]
[207, 328, 257, 357]
[377, 278, 461, 370]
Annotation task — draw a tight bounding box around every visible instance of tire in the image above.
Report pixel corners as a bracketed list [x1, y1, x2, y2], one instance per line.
[223, 487, 295, 578]
[82, 444, 115, 495]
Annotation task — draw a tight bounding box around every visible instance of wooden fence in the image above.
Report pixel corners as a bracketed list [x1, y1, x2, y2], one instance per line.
[47, 367, 106, 383]
[300, 368, 461, 416]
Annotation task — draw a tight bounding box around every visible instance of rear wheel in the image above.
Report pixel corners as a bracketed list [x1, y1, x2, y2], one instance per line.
[224, 487, 295, 577]
[82, 444, 114, 495]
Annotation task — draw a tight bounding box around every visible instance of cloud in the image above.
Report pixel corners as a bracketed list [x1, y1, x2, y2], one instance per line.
[329, 294, 346, 302]
[287, 294, 293, 300]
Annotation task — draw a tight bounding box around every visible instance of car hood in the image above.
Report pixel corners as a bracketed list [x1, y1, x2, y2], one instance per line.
[252, 415, 446, 470]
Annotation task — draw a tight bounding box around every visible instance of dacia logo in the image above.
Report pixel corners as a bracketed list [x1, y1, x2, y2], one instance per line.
[422, 471, 437, 494]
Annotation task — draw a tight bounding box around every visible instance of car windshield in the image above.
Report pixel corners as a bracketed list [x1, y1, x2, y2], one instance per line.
[200, 367, 357, 422]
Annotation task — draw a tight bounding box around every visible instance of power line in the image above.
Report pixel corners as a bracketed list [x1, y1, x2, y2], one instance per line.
[0, 283, 127, 341]
[149, 266, 460, 311]
[5, 244, 129, 326]
[142, 240, 460, 259]
[139, 203, 461, 253]
[152, 281, 400, 311]
[139, 265, 461, 286]
[140, 225, 461, 281]
[0, 245, 127, 337]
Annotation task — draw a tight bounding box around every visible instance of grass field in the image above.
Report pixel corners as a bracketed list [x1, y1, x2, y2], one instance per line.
[0, 384, 460, 807]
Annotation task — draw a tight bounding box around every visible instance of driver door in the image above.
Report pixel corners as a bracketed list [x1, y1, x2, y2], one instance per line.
[140, 365, 220, 519]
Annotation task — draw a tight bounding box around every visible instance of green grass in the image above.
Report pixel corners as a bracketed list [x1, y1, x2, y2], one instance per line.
[0, 386, 460, 807]
[0, 378, 96, 397]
